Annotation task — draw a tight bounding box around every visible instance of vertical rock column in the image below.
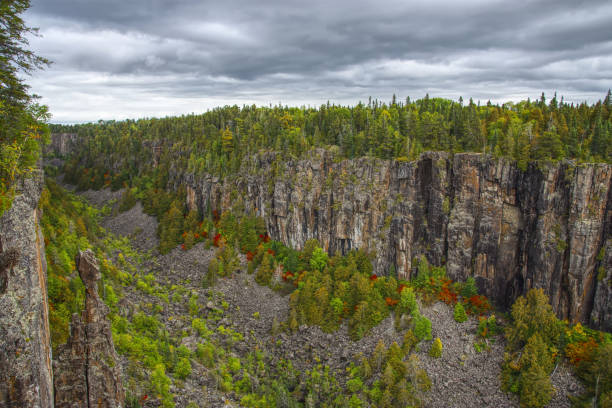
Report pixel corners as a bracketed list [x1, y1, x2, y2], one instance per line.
[0, 173, 53, 408]
[54, 249, 125, 408]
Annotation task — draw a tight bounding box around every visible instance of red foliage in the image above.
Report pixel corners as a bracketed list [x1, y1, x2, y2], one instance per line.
[465, 295, 491, 315]
[141, 395, 148, 402]
[437, 279, 458, 305]
[259, 234, 271, 243]
[397, 284, 408, 294]
[213, 233, 223, 247]
[246, 251, 255, 261]
[370, 274, 378, 281]
[201, 230, 208, 238]
[267, 249, 275, 256]
[385, 297, 399, 307]
[212, 209, 220, 222]
[181, 244, 186, 250]
[194, 233, 200, 239]
[282, 271, 295, 281]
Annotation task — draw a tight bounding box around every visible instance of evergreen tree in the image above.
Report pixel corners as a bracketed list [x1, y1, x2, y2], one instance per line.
[0, 0, 50, 216]
[460, 277, 478, 299]
[429, 338, 443, 358]
[519, 363, 553, 408]
[453, 302, 467, 323]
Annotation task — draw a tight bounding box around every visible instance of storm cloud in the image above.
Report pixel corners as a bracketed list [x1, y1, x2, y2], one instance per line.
[24, 0, 612, 122]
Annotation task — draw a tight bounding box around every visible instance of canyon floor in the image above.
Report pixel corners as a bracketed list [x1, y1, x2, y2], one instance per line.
[74, 185, 583, 408]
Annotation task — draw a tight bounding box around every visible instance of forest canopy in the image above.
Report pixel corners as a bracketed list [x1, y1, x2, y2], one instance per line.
[53, 92, 611, 184]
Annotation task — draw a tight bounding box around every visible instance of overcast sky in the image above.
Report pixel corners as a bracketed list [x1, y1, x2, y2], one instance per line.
[24, 0, 612, 123]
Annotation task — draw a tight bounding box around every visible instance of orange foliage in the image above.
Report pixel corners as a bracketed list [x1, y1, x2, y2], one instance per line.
[385, 297, 399, 307]
[246, 251, 255, 261]
[566, 338, 598, 366]
[437, 279, 458, 305]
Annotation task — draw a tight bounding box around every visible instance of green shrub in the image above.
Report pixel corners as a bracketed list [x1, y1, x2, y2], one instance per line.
[191, 318, 211, 338]
[196, 343, 215, 368]
[399, 286, 417, 315]
[346, 377, 363, 393]
[412, 311, 432, 341]
[151, 364, 174, 407]
[173, 357, 192, 380]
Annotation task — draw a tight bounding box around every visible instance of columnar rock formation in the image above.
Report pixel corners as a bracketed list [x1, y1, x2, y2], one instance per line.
[0, 171, 53, 408]
[176, 150, 611, 330]
[46, 132, 611, 330]
[45, 133, 77, 158]
[54, 249, 125, 408]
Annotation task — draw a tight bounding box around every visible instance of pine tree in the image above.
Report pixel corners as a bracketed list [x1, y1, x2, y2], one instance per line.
[454, 302, 468, 323]
[532, 130, 563, 161]
[402, 329, 418, 355]
[519, 363, 553, 408]
[461, 277, 478, 299]
[371, 340, 387, 372]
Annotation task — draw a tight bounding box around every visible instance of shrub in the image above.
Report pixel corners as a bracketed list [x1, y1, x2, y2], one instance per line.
[429, 338, 443, 358]
[453, 302, 467, 323]
[412, 311, 432, 341]
[173, 357, 192, 380]
[477, 315, 498, 338]
[191, 318, 211, 337]
[346, 377, 363, 393]
[151, 364, 173, 407]
[399, 286, 417, 315]
[196, 343, 215, 368]
[309, 246, 328, 271]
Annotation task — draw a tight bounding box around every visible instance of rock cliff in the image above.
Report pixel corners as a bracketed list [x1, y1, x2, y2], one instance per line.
[45, 133, 77, 158]
[175, 150, 611, 329]
[54, 249, 125, 408]
[48, 131, 611, 329]
[0, 171, 53, 408]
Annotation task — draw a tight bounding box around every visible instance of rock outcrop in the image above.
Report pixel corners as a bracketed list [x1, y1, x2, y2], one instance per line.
[175, 150, 611, 329]
[54, 249, 125, 408]
[0, 171, 53, 408]
[46, 133, 77, 158]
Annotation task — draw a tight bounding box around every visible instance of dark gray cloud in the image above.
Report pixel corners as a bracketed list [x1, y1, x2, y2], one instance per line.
[24, 0, 612, 122]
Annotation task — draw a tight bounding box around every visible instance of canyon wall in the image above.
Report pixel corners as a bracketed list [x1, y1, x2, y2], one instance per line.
[47, 134, 611, 329]
[0, 171, 54, 407]
[176, 150, 611, 329]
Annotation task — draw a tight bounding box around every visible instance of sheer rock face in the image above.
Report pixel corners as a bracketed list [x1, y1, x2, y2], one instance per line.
[46, 133, 77, 158]
[176, 150, 611, 329]
[0, 171, 53, 408]
[54, 249, 125, 408]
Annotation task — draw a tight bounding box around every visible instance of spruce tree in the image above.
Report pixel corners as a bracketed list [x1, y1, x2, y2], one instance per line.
[454, 302, 468, 323]
[429, 338, 443, 358]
